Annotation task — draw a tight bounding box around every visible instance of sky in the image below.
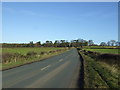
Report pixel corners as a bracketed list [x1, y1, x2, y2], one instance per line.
[2, 2, 118, 44]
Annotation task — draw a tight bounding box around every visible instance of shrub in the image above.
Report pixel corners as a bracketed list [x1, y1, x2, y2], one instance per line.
[0, 54, 2, 63]
[98, 54, 119, 60]
[56, 49, 62, 52]
[2, 53, 13, 63]
[82, 50, 120, 66]
[40, 51, 47, 55]
[49, 51, 54, 53]
[27, 52, 37, 56]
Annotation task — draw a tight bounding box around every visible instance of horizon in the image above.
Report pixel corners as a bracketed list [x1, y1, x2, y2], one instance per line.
[0, 38, 118, 45]
[2, 2, 118, 44]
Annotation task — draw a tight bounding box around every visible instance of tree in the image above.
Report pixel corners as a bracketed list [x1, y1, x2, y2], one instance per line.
[44, 41, 49, 47]
[84, 41, 88, 46]
[107, 41, 111, 46]
[110, 40, 116, 46]
[69, 39, 88, 47]
[60, 40, 66, 47]
[70, 40, 77, 47]
[65, 41, 70, 47]
[35, 41, 41, 47]
[115, 41, 120, 46]
[100, 42, 107, 46]
[44, 40, 53, 47]
[29, 41, 34, 47]
[49, 41, 54, 47]
[88, 40, 94, 46]
[54, 40, 60, 47]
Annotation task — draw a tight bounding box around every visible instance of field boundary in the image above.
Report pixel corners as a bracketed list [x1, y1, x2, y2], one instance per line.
[78, 52, 84, 88]
[76, 48, 84, 88]
[84, 48, 120, 55]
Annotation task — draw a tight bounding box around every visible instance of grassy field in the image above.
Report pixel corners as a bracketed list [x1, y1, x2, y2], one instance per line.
[85, 49, 119, 54]
[83, 46, 119, 49]
[1, 47, 68, 70]
[2, 47, 66, 55]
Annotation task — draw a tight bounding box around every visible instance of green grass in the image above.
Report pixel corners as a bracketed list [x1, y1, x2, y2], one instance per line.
[86, 49, 119, 54]
[83, 46, 119, 49]
[2, 50, 65, 70]
[1, 47, 69, 70]
[81, 53, 109, 88]
[81, 52, 120, 88]
[2, 47, 66, 55]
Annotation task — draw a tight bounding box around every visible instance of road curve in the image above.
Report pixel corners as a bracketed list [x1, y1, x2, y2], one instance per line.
[3, 48, 80, 88]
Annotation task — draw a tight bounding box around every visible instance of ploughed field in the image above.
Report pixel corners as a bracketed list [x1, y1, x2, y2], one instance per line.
[1, 47, 68, 70]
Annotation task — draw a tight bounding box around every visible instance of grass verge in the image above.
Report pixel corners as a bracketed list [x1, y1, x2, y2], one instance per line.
[80, 51, 120, 88]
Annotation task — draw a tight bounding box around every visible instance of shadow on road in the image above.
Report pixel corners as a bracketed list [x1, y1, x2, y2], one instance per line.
[77, 50, 84, 88]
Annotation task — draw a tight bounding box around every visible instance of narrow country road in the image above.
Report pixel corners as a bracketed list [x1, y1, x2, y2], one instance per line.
[2, 48, 81, 88]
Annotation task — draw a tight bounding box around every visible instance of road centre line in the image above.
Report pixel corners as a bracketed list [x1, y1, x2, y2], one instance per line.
[41, 65, 51, 71]
[41, 59, 63, 71]
[59, 59, 63, 62]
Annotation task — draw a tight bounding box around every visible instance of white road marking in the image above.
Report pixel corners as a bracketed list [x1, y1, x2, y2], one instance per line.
[59, 59, 63, 62]
[41, 65, 51, 71]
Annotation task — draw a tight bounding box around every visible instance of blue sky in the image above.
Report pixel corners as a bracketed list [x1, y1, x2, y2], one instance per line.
[2, 2, 118, 44]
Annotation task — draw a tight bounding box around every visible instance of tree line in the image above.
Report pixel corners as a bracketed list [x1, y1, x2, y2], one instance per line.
[100, 40, 120, 46]
[2, 39, 120, 48]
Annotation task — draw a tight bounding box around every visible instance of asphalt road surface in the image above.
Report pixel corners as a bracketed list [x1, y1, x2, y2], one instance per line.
[2, 48, 80, 88]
